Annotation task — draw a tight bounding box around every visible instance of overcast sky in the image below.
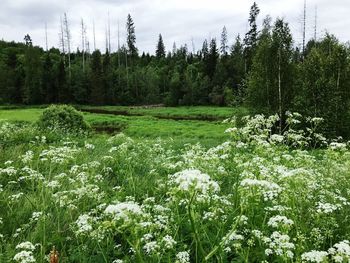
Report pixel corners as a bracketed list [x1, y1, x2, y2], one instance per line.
[1, 0, 349, 54]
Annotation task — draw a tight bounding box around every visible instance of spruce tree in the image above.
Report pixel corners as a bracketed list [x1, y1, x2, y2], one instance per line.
[244, 2, 260, 73]
[126, 14, 138, 58]
[156, 34, 166, 59]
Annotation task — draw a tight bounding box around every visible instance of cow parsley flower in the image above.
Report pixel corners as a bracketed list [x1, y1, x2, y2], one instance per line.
[143, 241, 159, 254]
[176, 251, 190, 263]
[301, 250, 328, 262]
[169, 169, 219, 195]
[316, 202, 340, 214]
[13, 250, 36, 263]
[21, 151, 34, 164]
[328, 240, 350, 262]
[85, 143, 95, 150]
[267, 216, 294, 229]
[162, 235, 177, 249]
[105, 201, 143, 221]
[240, 179, 282, 201]
[16, 242, 35, 251]
[75, 214, 93, 235]
[264, 231, 295, 259]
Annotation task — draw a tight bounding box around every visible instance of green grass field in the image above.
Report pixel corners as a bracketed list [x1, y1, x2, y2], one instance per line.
[0, 106, 246, 146]
[79, 105, 249, 119]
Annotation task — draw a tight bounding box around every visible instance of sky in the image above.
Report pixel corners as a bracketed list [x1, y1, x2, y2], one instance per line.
[0, 0, 349, 54]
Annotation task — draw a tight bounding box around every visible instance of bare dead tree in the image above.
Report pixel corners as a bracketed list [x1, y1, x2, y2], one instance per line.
[105, 27, 109, 53]
[63, 13, 71, 78]
[302, 0, 306, 56]
[191, 37, 196, 54]
[45, 22, 48, 51]
[108, 12, 111, 52]
[118, 20, 121, 67]
[59, 16, 65, 55]
[314, 5, 318, 41]
[81, 18, 87, 72]
[93, 19, 96, 51]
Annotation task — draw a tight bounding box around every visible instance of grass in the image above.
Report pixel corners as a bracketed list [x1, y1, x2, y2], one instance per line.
[79, 105, 249, 119]
[0, 108, 44, 122]
[0, 106, 246, 146]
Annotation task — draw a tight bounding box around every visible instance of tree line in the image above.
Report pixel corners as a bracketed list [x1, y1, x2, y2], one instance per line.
[0, 3, 350, 136]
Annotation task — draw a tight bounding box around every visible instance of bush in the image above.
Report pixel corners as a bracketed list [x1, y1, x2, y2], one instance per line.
[37, 105, 90, 133]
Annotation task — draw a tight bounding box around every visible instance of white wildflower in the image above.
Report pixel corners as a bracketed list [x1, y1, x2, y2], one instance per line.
[85, 143, 95, 150]
[13, 251, 36, 263]
[162, 235, 177, 249]
[105, 201, 143, 221]
[169, 169, 220, 195]
[267, 216, 294, 228]
[75, 214, 93, 235]
[316, 202, 340, 214]
[21, 151, 34, 164]
[328, 240, 350, 262]
[176, 251, 190, 263]
[16, 242, 35, 251]
[143, 241, 159, 254]
[301, 250, 328, 262]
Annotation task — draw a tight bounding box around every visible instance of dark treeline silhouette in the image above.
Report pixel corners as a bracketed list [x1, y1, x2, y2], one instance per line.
[1, 4, 350, 137]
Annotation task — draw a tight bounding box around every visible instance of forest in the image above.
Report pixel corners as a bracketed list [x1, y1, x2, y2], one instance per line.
[0, 3, 349, 137]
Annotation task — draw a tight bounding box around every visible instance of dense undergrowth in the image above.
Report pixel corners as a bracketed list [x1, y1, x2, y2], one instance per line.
[0, 113, 350, 262]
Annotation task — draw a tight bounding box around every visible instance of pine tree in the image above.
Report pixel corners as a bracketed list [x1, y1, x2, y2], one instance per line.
[244, 2, 260, 73]
[156, 34, 166, 59]
[126, 14, 138, 58]
[24, 34, 32, 46]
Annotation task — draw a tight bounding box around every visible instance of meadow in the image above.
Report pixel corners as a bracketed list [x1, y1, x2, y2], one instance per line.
[0, 106, 244, 146]
[0, 106, 350, 263]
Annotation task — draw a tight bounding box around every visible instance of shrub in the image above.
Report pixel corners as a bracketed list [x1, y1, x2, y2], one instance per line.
[37, 105, 90, 133]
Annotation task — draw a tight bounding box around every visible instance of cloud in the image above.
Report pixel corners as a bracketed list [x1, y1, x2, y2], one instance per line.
[0, 0, 349, 54]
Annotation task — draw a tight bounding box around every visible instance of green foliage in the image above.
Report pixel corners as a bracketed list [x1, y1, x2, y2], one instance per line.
[1, 114, 350, 262]
[37, 105, 90, 133]
[126, 14, 138, 58]
[155, 34, 166, 59]
[296, 34, 350, 137]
